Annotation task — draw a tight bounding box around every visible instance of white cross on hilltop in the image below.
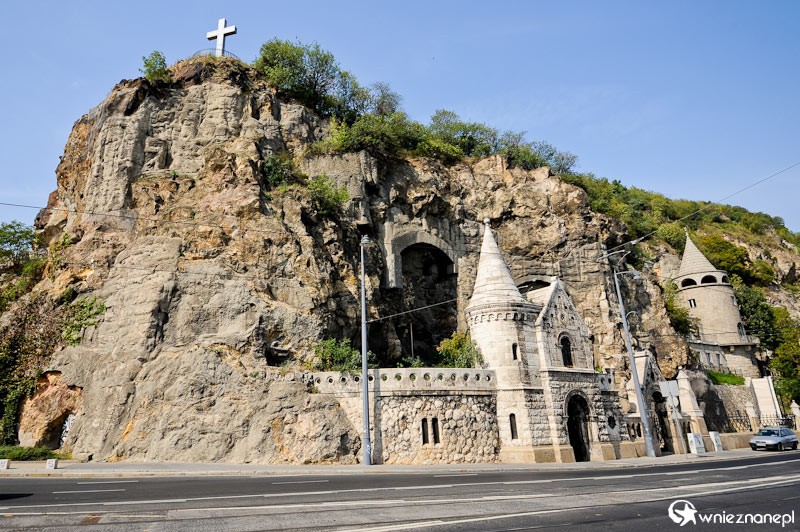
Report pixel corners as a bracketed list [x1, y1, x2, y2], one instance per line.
[206, 18, 237, 57]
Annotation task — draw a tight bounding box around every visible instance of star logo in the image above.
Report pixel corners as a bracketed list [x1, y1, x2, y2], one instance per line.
[668, 499, 698, 526]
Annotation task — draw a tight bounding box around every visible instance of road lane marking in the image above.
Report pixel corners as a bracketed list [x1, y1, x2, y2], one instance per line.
[5, 474, 799, 518]
[52, 489, 126, 494]
[392, 484, 454, 490]
[342, 474, 800, 532]
[272, 480, 329, 485]
[76, 481, 139, 485]
[6, 466, 798, 512]
[434, 474, 478, 478]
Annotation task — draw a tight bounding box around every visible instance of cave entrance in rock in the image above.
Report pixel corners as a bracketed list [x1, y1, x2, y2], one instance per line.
[394, 243, 457, 364]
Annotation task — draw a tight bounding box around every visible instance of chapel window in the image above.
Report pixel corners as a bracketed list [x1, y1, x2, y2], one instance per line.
[512, 343, 518, 361]
[431, 417, 441, 444]
[421, 418, 429, 445]
[509, 414, 518, 440]
[560, 336, 573, 367]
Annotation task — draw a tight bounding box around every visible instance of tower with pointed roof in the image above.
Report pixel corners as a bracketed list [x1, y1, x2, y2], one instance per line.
[465, 221, 541, 458]
[466, 220, 540, 379]
[675, 232, 760, 378]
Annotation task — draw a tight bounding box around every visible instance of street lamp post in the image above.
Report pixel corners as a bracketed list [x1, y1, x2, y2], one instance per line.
[360, 235, 372, 466]
[612, 267, 657, 458]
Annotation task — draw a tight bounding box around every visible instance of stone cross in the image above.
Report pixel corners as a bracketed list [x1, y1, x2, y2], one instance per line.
[206, 18, 237, 57]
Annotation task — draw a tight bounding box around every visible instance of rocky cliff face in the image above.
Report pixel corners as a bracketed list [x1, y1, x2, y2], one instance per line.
[15, 58, 685, 462]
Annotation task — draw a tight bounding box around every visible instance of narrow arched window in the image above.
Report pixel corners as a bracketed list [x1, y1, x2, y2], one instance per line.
[681, 278, 697, 287]
[431, 417, 441, 444]
[509, 414, 518, 440]
[512, 343, 518, 360]
[561, 336, 573, 367]
[701, 275, 717, 284]
[421, 418, 429, 445]
[737, 323, 746, 338]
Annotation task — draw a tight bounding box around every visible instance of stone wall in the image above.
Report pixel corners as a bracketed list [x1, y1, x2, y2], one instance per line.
[378, 394, 498, 464]
[312, 368, 498, 464]
[524, 390, 552, 446]
[714, 383, 756, 420]
[542, 369, 625, 445]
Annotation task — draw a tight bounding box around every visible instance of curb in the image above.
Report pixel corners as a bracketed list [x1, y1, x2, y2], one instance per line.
[0, 450, 763, 478]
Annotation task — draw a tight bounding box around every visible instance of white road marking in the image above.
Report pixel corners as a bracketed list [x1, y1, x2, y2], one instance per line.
[4, 461, 795, 512]
[6, 473, 799, 519]
[391, 483, 454, 490]
[52, 489, 126, 494]
[344, 474, 800, 532]
[76, 480, 139, 485]
[434, 474, 479, 478]
[272, 480, 329, 485]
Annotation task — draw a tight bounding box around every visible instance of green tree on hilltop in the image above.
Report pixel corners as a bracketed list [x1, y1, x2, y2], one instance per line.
[255, 39, 369, 121]
[140, 51, 170, 84]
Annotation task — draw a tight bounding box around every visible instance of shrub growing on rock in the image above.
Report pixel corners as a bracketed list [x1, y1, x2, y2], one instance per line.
[140, 51, 171, 84]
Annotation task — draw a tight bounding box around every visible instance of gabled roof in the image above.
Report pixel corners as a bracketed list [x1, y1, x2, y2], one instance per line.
[678, 232, 718, 277]
[526, 283, 555, 308]
[467, 221, 526, 308]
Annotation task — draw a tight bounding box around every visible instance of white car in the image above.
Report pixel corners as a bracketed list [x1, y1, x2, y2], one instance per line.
[749, 427, 798, 451]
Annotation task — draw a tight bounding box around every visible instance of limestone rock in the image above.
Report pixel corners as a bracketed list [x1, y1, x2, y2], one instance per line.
[7, 59, 737, 463]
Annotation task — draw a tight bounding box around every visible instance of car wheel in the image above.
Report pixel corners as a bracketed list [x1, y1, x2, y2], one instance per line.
[793, 442, 798, 451]
[778, 442, 784, 451]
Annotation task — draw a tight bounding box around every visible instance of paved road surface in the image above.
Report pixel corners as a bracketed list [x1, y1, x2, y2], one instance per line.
[0, 451, 797, 531]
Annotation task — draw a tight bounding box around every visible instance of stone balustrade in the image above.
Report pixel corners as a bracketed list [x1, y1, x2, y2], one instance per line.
[311, 368, 496, 395]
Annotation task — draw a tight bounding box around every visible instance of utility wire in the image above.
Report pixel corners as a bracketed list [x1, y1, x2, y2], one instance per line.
[604, 159, 800, 254]
[368, 298, 458, 323]
[0, 201, 288, 239]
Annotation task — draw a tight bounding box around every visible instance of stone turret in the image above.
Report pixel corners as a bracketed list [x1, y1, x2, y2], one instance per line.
[675, 232, 744, 345]
[466, 221, 539, 383]
[675, 231, 760, 377]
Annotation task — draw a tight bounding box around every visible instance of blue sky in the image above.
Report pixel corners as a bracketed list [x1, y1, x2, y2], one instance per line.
[2, 1, 798, 230]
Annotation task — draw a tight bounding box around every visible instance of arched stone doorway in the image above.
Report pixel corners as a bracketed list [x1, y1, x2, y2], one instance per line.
[652, 391, 673, 453]
[567, 394, 591, 462]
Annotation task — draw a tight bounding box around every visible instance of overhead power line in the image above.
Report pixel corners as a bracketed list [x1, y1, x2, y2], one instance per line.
[604, 159, 800, 254]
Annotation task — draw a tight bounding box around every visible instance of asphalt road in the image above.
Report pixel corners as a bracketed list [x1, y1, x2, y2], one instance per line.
[1, 452, 798, 531]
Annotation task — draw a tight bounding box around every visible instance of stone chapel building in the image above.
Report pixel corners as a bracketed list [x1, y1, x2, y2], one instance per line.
[313, 222, 637, 463]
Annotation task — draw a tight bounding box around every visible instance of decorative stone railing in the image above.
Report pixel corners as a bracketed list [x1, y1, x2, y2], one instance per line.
[311, 367, 497, 394]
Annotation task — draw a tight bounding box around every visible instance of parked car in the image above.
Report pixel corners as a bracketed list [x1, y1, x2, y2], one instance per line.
[749, 427, 798, 451]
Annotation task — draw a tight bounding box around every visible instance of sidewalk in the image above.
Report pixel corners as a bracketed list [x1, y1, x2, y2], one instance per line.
[0, 449, 762, 478]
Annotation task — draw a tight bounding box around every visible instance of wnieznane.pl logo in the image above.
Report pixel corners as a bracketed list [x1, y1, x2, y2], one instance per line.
[668, 499, 795, 527]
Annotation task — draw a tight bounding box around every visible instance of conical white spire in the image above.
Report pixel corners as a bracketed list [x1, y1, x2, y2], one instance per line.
[467, 220, 525, 308]
[678, 230, 718, 277]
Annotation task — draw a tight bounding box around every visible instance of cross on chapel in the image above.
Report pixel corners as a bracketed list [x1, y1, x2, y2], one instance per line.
[206, 18, 237, 57]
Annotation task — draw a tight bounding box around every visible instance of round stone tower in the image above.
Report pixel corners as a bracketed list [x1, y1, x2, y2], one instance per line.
[466, 221, 540, 384]
[674, 232, 746, 346]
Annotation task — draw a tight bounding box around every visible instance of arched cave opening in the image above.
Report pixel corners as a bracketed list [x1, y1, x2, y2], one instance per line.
[39, 411, 75, 450]
[378, 243, 458, 365]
